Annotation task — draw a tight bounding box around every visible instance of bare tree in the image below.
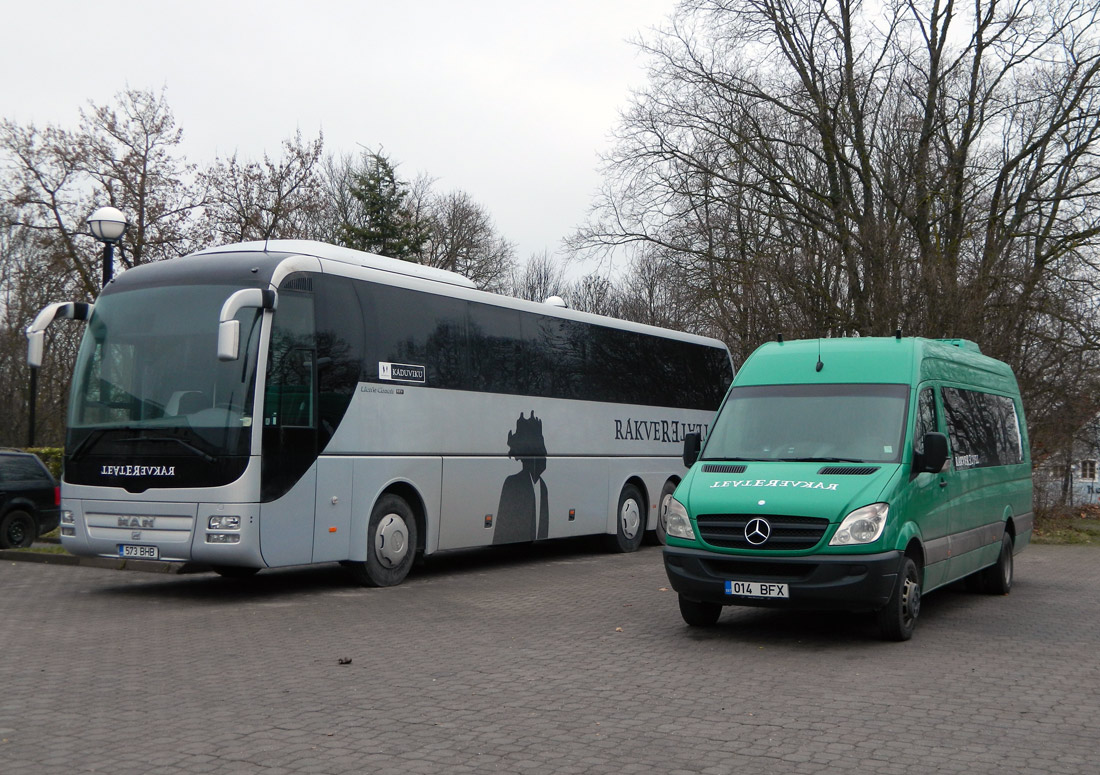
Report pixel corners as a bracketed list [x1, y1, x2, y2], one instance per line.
[201, 130, 327, 243]
[0, 87, 205, 445]
[421, 190, 516, 292]
[574, 0, 1100, 452]
[509, 250, 569, 302]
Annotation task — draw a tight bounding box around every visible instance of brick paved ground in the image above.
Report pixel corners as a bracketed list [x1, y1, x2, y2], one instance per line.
[1, 542, 1097, 774]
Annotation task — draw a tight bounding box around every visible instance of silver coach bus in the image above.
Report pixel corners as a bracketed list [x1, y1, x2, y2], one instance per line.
[28, 240, 733, 585]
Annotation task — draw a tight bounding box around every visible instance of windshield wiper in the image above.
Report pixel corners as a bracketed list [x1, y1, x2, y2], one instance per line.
[69, 429, 107, 462]
[118, 436, 216, 463]
[776, 456, 868, 464]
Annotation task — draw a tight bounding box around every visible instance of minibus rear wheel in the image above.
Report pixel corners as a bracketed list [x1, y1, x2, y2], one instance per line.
[679, 595, 722, 627]
[877, 556, 921, 642]
[980, 531, 1013, 595]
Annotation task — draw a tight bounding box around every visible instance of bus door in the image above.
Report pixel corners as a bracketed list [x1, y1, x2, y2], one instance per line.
[259, 288, 320, 567]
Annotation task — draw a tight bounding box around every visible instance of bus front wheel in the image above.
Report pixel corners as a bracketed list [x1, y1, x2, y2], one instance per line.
[351, 494, 418, 587]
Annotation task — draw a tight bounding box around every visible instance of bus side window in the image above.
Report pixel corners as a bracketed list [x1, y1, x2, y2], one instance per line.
[265, 292, 316, 429]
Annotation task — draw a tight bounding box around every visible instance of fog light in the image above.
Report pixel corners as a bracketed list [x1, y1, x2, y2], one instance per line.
[208, 515, 241, 530]
[61, 510, 75, 525]
[205, 533, 241, 544]
[61, 526, 76, 537]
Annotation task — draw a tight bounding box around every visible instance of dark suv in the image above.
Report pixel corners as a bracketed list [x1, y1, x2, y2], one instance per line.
[0, 450, 60, 549]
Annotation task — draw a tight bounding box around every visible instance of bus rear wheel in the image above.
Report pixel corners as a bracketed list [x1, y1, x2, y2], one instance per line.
[650, 480, 678, 545]
[350, 494, 418, 587]
[604, 484, 645, 553]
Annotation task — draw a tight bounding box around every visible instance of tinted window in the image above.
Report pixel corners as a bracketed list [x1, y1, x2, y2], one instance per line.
[360, 282, 467, 388]
[355, 280, 731, 409]
[941, 387, 1023, 469]
[914, 388, 937, 454]
[0, 455, 51, 483]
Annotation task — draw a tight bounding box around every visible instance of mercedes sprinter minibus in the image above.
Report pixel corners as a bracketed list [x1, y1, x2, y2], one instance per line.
[663, 336, 1033, 640]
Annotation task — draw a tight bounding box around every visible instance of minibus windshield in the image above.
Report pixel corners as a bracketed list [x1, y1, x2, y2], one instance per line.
[703, 383, 910, 464]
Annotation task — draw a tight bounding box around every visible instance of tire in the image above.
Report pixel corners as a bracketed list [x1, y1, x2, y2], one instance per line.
[980, 531, 1014, 595]
[650, 480, 678, 546]
[349, 494, 418, 587]
[0, 510, 37, 549]
[678, 595, 722, 627]
[603, 483, 646, 553]
[212, 565, 261, 579]
[877, 556, 921, 642]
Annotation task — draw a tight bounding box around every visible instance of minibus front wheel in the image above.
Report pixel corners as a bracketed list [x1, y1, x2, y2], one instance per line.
[877, 556, 921, 642]
[679, 595, 722, 627]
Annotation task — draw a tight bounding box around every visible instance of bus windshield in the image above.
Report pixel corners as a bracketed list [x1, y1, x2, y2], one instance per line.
[68, 283, 263, 458]
[703, 383, 910, 464]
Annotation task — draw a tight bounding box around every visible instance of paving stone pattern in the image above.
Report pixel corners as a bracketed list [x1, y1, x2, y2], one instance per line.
[1, 542, 1097, 774]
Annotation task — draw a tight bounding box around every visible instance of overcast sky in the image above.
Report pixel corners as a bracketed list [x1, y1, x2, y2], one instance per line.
[1, 0, 675, 268]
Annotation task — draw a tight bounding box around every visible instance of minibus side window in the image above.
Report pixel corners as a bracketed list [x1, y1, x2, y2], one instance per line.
[915, 388, 937, 455]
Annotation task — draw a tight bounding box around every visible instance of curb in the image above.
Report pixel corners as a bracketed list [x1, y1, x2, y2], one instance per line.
[0, 548, 210, 574]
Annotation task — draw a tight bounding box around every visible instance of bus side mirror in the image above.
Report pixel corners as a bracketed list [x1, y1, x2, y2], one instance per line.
[27, 330, 45, 369]
[217, 320, 241, 361]
[683, 432, 701, 468]
[918, 432, 949, 473]
[25, 301, 93, 368]
[217, 288, 277, 361]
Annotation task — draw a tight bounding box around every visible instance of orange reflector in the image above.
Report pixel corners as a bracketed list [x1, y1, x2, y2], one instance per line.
[329, 527, 338, 533]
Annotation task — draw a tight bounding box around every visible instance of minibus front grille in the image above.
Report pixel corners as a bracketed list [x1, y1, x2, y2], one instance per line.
[696, 513, 829, 550]
[702, 464, 748, 474]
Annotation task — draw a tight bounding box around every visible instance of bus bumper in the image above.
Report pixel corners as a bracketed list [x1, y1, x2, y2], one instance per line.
[663, 545, 903, 612]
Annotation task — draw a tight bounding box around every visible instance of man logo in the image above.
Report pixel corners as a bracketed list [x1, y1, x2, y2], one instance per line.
[744, 517, 772, 546]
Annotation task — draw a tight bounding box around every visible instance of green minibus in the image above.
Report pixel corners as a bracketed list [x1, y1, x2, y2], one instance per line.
[663, 336, 1033, 640]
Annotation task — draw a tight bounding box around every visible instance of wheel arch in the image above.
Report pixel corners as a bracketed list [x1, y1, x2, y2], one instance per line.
[377, 480, 428, 557]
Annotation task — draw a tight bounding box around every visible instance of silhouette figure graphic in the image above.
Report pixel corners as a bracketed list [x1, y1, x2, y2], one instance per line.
[493, 411, 549, 544]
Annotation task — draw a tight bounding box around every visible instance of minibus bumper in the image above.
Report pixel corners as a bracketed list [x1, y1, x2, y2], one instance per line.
[663, 545, 903, 612]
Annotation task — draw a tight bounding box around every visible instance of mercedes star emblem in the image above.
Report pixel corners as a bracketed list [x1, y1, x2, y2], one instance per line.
[744, 517, 772, 545]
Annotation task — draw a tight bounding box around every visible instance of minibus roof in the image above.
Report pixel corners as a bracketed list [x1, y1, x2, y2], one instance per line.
[735, 337, 1018, 393]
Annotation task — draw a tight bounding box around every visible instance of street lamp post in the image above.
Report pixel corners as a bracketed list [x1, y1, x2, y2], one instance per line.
[25, 207, 129, 447]
[87, 206, 129, 287]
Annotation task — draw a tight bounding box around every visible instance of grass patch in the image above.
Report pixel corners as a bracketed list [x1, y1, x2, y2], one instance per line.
[13, 544, 70, 554]
[1033, 504, 1100, 545]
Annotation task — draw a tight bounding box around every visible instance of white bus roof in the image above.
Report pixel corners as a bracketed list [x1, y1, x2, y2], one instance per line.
[195, 240, 477, 290]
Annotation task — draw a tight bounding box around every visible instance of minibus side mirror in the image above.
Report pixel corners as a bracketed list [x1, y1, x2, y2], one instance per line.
[917, 432, 949, 474]
[683, 432, 701, 468]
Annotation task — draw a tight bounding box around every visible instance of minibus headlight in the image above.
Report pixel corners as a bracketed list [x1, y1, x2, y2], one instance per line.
[829, 503, 889, 546]
[665, 497, 696, 541]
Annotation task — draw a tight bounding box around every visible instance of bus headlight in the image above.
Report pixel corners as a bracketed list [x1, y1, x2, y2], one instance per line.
[208, 515, 241, 530]
[829, 503, 889, 546]
[665, 497, 696, 541]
